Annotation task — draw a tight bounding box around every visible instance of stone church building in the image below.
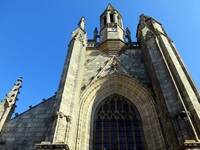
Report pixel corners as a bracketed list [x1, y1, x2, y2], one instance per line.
[0, 4, 200, 150]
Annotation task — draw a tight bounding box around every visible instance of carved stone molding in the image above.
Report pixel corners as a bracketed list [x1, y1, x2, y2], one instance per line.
[145, 31, 155, 42]
[55, 111, 71, 122]
[35, 142, 69, 150]
[180, 140, 200, 150]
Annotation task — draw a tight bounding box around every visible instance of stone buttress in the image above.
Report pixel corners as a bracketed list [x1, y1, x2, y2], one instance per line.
[137, 14, 200, 149]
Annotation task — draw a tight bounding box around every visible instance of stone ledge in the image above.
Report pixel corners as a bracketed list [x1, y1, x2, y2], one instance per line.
[35, 142, 69, 150]
[180, 140, 200, 150]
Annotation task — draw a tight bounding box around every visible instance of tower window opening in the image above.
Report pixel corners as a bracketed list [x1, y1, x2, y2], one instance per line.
[104, 16, 107, 25]
[110, 14, 114, 23]
[93, 94, 143, 150]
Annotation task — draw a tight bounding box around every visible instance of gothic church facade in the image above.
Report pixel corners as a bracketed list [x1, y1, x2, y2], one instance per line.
[0, 4, 200, 150]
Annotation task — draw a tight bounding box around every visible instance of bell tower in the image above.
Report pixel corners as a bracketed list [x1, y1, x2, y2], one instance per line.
[98, 4, 126, 56]
[100, 3, 124, 42]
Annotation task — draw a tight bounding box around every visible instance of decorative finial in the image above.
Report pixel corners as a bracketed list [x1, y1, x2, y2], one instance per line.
[18, 77, 23, 82]
[106, 3, 115, 11]
[78, 17, 86, 29]
[0, 77, 23, 132]
[93, 27, 99, 42]
[126, 27, 132, 42]
[140, 14, 147, 29]
[7, 77, 23, 106]
[94, 27, 98, 35]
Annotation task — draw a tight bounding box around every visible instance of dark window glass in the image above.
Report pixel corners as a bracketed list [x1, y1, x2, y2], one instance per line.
[117, 99, 122, 112]
[95, 143, 101, 149]
[93, 94, 143, 150]
[104, 102, 108, 112]
[103, 16, 107, 25]
[110, 99, 115, 112]
[110, 14, 114, 22]
[124, 102, 129, 111]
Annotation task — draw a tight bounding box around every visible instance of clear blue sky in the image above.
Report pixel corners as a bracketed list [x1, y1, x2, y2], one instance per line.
[0, 1, 200, 115]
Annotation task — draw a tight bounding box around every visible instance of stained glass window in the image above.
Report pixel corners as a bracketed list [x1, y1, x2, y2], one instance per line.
[93, 94, 143, 150]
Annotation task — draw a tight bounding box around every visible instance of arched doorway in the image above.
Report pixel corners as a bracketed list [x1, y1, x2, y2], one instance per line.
[93, 94, 143, 150]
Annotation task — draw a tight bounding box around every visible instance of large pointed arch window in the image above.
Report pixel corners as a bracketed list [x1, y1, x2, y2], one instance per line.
[93, 94, 143, 150]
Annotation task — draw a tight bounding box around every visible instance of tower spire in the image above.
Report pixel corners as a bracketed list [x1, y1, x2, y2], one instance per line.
[105, 3, 115, 11]
[78, 16, 86, 29]
[0, 77, 22, 132]
[98, 4, 125, 56]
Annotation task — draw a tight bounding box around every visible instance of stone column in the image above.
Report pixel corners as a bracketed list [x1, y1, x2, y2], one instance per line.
[114, 11, 118, 23]
[106, 11, 110, 24]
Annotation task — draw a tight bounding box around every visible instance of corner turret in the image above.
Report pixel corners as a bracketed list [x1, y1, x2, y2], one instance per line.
[78, 17, 86, 30]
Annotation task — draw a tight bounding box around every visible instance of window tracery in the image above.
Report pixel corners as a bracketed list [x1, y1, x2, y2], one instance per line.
[93, 94, 143, 150]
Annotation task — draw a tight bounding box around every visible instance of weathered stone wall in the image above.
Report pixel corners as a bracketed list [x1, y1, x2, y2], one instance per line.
[0, 96, 56, 150]
[0, 101, 6, 121]
[137, 15, 200, 149]
[47, 27, 87, 149]
[82, 48, 151, 90]
[82, 50, 110, 87]
[158, 33, 200, 131]
[119, 49, 151, 87]
[141, 34, 181, 149]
